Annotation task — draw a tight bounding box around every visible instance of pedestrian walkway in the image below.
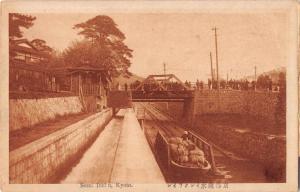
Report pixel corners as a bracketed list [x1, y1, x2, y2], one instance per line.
[110, 108, 164, 183]
[61, 108, 164, 183]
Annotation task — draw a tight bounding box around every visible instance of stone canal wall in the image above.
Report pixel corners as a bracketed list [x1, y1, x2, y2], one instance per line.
[9, 96, 83, 132]
[192, 90, 285, 180]
[193, 90, 279, 124]
[193, 122, 286, 180]
[151, 102, 184, 120]
[9, 109, 112, 183]
[152, 90, 281, 127]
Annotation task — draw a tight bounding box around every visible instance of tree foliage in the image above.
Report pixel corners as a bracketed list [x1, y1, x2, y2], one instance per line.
[73, 15, 125, 42]
[256, 74, 272, 89]
[63, 40, 111, 67]
[275, 72, 286, 131]
[67, 15, 133, 76]
[9, 13, 36, 40]
[47, 49, 66, 68]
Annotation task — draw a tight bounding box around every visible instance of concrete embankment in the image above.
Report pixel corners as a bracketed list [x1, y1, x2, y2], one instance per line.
[9, 109, 112, 183]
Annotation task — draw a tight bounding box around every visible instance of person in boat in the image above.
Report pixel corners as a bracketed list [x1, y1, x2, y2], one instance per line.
[181, 131, 196, 150]
[181, 131, 189, 141]
[182, 131, 193, 141]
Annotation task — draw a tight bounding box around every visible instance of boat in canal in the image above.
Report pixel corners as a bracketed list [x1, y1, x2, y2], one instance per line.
[154, 130, 216, 178]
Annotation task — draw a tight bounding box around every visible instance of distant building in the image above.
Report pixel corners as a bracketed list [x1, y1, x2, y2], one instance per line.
[9, 39, 110, 111]
[49, 65, 109, 95]
[49, 65, 110, 111]
[10, 39, 50, 64]
[9, 39, 53, 93]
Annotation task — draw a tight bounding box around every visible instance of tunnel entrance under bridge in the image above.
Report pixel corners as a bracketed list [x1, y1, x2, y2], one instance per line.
[107, 90, 194, 122]
[108, 74, 196, 124]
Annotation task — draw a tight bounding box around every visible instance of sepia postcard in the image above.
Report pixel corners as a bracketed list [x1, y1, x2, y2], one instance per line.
[0, 0, 298, 192]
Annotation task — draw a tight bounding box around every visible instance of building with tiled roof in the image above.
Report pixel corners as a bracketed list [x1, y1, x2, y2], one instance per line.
[9, 39, 53, 92]
[10, 39, 50, 65]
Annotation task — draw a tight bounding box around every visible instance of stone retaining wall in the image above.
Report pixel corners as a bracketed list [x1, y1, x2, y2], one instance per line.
[9, 96, 83, 132]
[193, 121, 286, 181]
[151, 102, 184, 120]
[152, 90, 281, 127]
[194, 90, 280, 124]
[9, 109, 112, 183]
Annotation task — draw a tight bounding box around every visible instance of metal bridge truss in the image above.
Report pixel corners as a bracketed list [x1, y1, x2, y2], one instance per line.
[131, 74, 193, 102]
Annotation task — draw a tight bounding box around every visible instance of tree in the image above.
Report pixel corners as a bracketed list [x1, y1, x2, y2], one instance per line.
[71, 15, 133, 76]
[47, 49, 66, 68]
[257, 75, 271, 90]
[9, 13, 36, 40]
[275, 72, 286, 132]
[73, 15, 125, 42]
[63, 40, 110, 67]
[109, 40, 132, 70]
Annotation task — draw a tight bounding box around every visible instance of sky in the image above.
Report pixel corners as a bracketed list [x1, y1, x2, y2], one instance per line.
[23, 12, 288, 82]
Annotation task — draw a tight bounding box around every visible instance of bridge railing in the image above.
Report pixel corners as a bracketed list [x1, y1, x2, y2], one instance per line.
[131, 90, 194, 99]
[129, 81, 280, 93]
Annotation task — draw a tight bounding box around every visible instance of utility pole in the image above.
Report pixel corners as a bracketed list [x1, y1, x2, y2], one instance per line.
[163, 62, 166, 81]
[254, 66, 257, 81]
[212, 27, 220, 112]
[210, 52, 214, 83]
[254, 65, 257, 91]
[212, 27, 220, 91]
[227, 72, 228, 83]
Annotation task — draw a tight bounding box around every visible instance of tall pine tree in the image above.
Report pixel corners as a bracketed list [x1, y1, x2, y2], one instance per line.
[9, 13, 36, 40]
[71, 15, 133, 76]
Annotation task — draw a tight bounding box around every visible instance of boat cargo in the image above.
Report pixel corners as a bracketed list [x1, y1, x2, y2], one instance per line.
[154, 131, 217, 178]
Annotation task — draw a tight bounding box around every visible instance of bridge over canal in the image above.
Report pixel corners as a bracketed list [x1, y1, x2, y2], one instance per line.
[131, 74, 194, 102]
[108, 74, 195, 121]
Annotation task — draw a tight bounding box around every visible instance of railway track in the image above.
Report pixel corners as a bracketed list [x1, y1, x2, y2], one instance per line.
[144, 103, 247, 161]
[134, 102, 234, 181]
[134, 102, 274, 183]
[138, 103, 183, 138]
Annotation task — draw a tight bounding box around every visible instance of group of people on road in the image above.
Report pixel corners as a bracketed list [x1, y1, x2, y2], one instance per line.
[207, 78, 278, 92]
[115, 82, 129, 91]
[130, 80, 190, 92]
[121, 74, 282, 92]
